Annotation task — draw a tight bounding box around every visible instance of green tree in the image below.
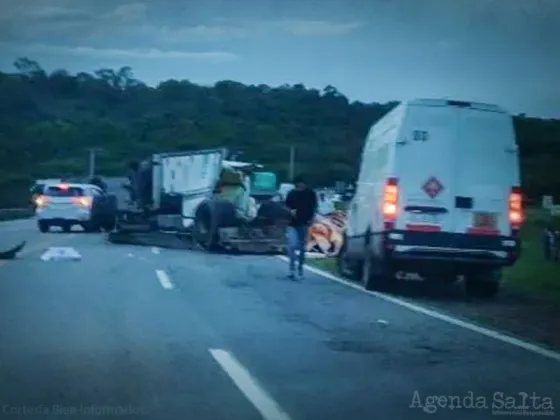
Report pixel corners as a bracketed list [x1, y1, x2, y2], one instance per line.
[0, 57, 558, 207]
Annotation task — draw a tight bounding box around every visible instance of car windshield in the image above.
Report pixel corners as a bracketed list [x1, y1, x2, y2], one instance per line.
[45, 186, 84, 197]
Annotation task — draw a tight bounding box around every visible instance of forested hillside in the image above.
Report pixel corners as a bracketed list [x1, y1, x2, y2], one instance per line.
[1, 57, 559, 207]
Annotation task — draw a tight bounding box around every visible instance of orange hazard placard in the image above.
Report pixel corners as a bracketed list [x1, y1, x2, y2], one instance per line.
[422, 176, 444, 198]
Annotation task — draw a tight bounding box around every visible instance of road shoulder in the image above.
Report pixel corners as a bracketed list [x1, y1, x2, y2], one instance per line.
[303, 257, 560, 354]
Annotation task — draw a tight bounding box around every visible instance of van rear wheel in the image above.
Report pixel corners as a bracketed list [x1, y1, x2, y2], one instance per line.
[336, 238, 361, 280]
[464, 269, 501, 299]
[362, 256, 392, 292]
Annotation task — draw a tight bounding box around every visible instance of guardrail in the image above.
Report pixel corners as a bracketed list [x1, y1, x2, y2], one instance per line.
[0, 207, 34, 221]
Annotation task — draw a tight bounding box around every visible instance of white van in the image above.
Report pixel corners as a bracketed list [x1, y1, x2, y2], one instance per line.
[338, 99, 523, 298]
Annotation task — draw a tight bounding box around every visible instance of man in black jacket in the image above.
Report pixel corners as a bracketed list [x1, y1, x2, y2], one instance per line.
[285, 176, 318, 280]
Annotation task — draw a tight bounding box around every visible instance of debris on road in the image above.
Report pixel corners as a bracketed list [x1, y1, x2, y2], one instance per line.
[40, 247, 81, 261]
[0, 241, 26, 260]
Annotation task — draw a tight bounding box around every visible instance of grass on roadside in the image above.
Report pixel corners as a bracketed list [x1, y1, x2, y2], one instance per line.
[503, 209, 560, 302]
[307, 208, 560, 304]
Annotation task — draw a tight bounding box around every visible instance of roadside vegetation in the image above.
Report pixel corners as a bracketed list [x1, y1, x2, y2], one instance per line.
[503, 209, 560, 302]
[0, 57, 559, 208]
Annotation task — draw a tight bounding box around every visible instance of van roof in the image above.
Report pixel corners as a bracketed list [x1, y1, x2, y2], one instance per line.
[404, 98, 508, 114]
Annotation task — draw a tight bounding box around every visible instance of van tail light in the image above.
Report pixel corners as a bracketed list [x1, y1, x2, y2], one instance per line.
[72, 196, 92, 207]
[35, 195, 49, 207]
[509, 186, 523, 234]
[383, 177, 399, 230]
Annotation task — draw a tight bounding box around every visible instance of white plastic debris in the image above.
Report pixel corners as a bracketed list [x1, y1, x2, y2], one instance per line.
[376, 319, 389, 326]
[40, 247, 81, 261]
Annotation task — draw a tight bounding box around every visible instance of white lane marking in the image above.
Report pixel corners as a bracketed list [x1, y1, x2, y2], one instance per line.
[209, 349, 292, 420]
[151, 247, 160, 254]
[156, 269, 174, 290]
[276, 255, 560, 363]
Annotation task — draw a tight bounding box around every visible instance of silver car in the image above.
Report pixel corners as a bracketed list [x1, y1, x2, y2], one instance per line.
[35, 183, 115, 233]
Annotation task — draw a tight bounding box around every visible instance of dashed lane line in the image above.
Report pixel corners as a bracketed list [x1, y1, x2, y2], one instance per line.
[209, 349, 292, 420]
[155, 269, 174, 290]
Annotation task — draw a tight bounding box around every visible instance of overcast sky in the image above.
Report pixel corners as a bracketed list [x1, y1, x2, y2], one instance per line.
[0, 0, 558, 118]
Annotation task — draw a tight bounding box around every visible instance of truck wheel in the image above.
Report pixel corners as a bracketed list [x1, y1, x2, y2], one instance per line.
[105, 194, 117, 212]
[193, 203, 219, 251]
[336, 237, 361, 280]
[465, 269, 501, 299]
[194, 200, 238, 251]
[210, 199, 238, 227]
[102, 195, 118, 232]
[101, 216, 116, 232]
[38, 221, 50, 233]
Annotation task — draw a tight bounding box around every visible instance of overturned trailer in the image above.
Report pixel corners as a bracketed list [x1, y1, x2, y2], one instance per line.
[107, 148, 291, 253]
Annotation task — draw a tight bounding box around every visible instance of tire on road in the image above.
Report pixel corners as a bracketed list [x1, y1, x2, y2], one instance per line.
[90, 193, 117, 232]
[102, 193, 118, 231]
[193, 199, 237, 251]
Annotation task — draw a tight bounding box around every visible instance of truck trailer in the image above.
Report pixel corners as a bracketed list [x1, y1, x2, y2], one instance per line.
[107, 148, 291, 253]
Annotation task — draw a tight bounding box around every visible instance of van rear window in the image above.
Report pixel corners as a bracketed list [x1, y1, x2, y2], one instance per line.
[45, 186, 84, 197]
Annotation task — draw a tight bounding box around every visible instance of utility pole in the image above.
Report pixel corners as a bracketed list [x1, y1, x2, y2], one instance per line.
[288, 145, 295, 181]
[87, 148, 102, 178]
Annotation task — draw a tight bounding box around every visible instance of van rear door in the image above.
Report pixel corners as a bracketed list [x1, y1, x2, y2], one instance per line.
[454, 107, 517, 236]
[394, 104, 458, 233]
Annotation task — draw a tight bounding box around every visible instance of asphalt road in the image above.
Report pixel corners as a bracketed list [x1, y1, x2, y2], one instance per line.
[0, 219, 559, 419]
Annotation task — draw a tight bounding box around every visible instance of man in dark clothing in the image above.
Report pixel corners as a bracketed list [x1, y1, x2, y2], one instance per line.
[285, 176, 318, 280]
[89, 176, 107, 192]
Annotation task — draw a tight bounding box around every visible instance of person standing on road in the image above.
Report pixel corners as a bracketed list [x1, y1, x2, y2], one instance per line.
[285, 176, 318, 280]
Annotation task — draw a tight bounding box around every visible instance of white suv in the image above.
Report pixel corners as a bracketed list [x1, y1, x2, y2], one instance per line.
[35, 183, 115, 233]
